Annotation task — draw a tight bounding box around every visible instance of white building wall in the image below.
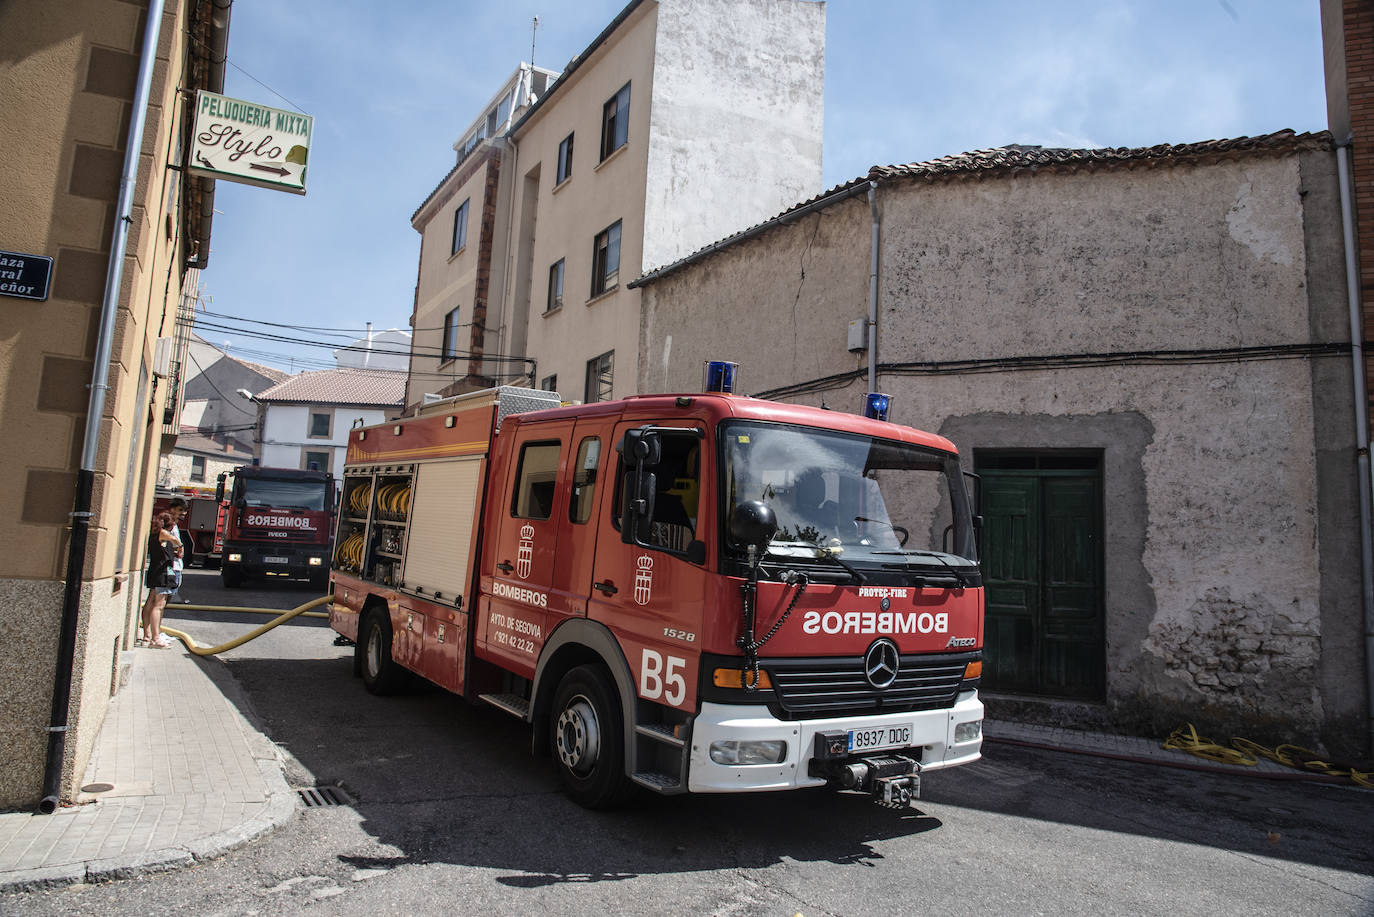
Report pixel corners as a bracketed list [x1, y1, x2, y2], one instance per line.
[261, 404, 389, 478]
[642, 0, 825, 271]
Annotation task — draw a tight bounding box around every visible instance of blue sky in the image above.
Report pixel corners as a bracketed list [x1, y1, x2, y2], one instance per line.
[204, 0, 1327, 372]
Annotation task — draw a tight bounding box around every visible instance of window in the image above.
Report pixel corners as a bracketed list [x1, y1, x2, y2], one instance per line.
[600, 82, 630, 161]
[512, 441, 562, 519]
[442, 306, 461, 362]
[190, 455, 206, 483]
[540, 374, 558, 393]
[303, 450, 330, 473]
[452, 198, 469, 255]
[612, 430, 701, 556]
[591, 220, 621, 296]
[569, 437, 601, 524]
[547, 259, 565, 312]
[585, 350, 614, 403]
[556, 132, 574, 184]
[309, 411, 331, 438]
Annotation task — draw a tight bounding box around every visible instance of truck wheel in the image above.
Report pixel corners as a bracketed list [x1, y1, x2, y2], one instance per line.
[220, 566, 243, 589]
[551, 665, 632, 808]
[359, 610, 404, 696]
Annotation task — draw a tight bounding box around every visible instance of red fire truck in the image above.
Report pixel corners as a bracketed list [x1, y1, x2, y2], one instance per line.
[329, 374, 984, 808]
[215, 465, 336, 589]
[152, 486, 219, 565]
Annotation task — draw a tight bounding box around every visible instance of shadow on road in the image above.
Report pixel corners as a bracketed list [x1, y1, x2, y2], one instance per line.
[209, 643, 1374, 889]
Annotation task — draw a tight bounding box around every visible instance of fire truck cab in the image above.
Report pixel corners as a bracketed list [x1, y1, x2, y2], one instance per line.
[330, 379, 983, 808]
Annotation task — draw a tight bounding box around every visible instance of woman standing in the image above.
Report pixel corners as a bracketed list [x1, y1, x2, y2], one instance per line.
[140, 512, 182, 647]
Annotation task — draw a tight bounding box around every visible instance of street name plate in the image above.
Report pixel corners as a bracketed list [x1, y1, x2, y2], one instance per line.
[0, 251, 53, 301]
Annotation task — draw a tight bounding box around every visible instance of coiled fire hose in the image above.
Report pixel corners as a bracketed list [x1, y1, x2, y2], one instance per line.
[161, 595, 332, 656]
[1163, 723, 1374, 788]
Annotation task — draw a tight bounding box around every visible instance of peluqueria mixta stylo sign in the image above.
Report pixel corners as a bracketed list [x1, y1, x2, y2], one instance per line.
[189, 90, 313, 195]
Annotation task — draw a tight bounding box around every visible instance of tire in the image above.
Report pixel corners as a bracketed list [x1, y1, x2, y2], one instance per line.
[551, 665, 633, 809]
[220, 565, 243, 589]
[359, 609, 405, 695]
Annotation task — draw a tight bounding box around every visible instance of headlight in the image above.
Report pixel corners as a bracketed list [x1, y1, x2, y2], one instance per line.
[308, 556, 323, 566]
[709, 740, 787, 765]
[227, 553, 242, 563]
[954, 720, 982, 743]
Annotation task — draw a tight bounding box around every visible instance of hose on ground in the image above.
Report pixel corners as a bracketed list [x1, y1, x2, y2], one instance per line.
[1163, 723, 1374, 788]
[161, 595, 332, 656]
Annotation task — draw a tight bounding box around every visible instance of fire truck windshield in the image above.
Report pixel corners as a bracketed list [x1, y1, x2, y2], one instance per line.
[239, 477, 327, 512]
[722, 421, 977, 570]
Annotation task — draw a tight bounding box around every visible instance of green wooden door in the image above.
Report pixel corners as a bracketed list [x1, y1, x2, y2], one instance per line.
[978, 456, 1104, 698]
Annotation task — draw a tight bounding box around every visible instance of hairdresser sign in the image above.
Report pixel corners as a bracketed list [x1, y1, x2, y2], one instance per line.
[189, 91, 312, 194]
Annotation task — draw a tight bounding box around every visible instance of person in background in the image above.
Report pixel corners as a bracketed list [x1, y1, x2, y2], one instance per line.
[140, 512, 182, 648]
[167, 496, 191, 602]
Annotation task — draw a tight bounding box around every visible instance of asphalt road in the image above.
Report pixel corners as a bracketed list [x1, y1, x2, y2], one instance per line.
[6, 568, 1373, 916]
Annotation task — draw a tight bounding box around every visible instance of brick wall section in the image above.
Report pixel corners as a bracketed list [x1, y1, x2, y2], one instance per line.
[467, 158, 501, 382]
[1346, 0, 1374, 420]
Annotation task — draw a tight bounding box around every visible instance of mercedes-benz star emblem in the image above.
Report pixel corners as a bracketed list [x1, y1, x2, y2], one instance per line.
[864, 638, 900, 689]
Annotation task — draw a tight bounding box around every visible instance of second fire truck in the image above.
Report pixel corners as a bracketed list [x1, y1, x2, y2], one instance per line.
[329, 370, 984, 808]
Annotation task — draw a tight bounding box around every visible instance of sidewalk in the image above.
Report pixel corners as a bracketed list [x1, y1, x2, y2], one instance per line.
[0, 640, 297, 893]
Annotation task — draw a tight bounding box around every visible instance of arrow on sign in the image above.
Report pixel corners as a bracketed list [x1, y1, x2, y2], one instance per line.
[249, 163, 290, 177]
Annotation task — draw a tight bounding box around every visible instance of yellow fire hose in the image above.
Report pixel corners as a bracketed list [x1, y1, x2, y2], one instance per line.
[161, 595, 332, 656]
[1164, 723, 1374, 789]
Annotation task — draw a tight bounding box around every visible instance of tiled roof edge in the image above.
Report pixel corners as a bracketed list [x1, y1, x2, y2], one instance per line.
[631, 129, 1333, 289]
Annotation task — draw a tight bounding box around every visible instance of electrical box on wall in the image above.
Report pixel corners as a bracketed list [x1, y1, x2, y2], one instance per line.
[152, 337, 173, 377]
[847, 319, 868, 353]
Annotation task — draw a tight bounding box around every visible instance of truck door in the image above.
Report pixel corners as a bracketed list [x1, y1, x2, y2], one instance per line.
[588, 423, 710, 713]
[549, 416, 616, 618]
[479, 420, 572, 677]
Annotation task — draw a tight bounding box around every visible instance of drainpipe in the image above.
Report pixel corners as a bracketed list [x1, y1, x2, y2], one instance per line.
[41, 0, 167, 814]
[867, 181, 880, 395]
[1335, 141, 1374, 757]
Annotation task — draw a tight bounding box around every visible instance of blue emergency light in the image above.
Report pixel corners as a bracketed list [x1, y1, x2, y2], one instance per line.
[863, 392, 892, 421]
[703, 360, 738, 394]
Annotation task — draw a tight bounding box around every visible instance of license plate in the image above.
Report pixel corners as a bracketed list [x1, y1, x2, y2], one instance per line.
[848, 725, 911, 752]
[263, 556, 288, 565]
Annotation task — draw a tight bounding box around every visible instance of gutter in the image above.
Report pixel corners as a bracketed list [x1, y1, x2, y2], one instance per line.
[186, 0, 232, 270]
[1335, 140, 1374, 757]
[43, 0, 168, 814]
[866, 181, 879, 394]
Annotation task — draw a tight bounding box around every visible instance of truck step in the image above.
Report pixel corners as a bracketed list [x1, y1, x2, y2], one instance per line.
[478, 693, 530, 720]
[634, 722, 685, 748]
[631, 771, 682, 793]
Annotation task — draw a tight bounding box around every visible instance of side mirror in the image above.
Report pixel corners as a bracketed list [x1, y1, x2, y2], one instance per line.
[214, 479, 225, 504]
[620, 428, 661, 466]
[730, 500, 777, 557]
[619, 471, 657, 545]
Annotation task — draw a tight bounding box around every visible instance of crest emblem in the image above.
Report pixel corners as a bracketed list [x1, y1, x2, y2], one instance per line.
[633, 555, 654, 606]
[516, 524, 535, 579]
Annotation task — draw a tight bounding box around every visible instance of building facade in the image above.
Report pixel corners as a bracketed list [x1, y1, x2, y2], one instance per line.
[633, 132, 1369, 756]
[0, 0, 230, 808]
[254, 369, 406, 480]
[406, 0, 826, 409]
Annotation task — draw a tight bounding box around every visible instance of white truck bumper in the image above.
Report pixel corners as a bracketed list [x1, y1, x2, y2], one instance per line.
[686, 691, 984, 793]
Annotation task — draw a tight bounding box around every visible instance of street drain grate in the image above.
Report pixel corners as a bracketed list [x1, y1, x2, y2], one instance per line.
[297, 786, 350, 807]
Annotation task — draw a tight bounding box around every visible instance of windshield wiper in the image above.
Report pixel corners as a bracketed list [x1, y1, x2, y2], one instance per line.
[770, 541, 867, 584]
[872, 549, 968, 587]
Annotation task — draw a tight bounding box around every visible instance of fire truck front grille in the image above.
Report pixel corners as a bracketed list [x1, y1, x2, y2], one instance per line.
[767, 653, 975, 719]
[242, 529, 315, 543]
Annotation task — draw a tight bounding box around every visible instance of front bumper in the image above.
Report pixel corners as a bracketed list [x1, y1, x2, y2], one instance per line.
[223, 545, 328, 577]
[687, 691, 983, 793]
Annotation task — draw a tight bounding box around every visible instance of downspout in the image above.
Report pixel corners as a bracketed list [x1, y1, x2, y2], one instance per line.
[867, 180, 880, 395]
[1335, 141, 1374, 757]
[42, 0, 167, 813]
